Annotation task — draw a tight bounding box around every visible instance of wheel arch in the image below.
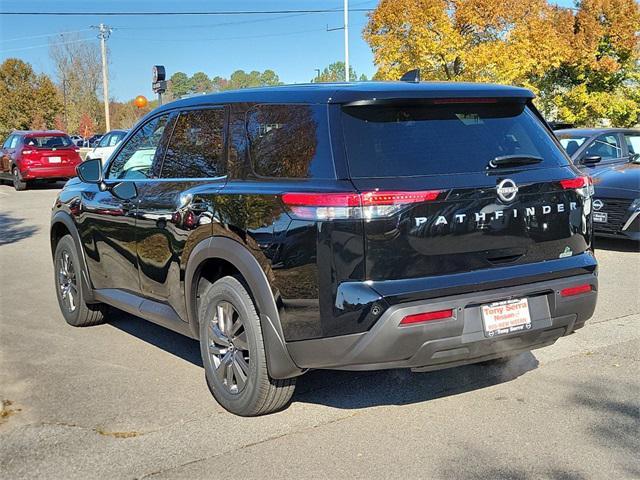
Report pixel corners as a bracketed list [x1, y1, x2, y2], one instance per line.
[50, 211, 96, 303]
[185, 236, 303, 379]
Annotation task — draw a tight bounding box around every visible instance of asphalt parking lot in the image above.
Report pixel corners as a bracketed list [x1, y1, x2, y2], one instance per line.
[1, 183, 639, 480]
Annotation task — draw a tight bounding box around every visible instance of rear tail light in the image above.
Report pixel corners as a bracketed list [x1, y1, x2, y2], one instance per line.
[560, 284, 593, 297]
[281, 190, 442, 221]
[399, 309, 453, 326]
[560, 176, 593, 198]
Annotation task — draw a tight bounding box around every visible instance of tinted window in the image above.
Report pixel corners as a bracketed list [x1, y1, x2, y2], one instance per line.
[161, 109, 226, 179]
[161, 109, 225, 178]
[246, 104, 334, 178]
[624, 134, 640, 155]
[342, 102, 569, 177]
[108, 114, 169, 180]
[583, 134, 622, 161]
[25, 135, 72, 148]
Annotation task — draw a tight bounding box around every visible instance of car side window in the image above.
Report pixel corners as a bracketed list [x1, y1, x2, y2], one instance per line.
[624, 134, 640, 156]
[2, 135, 13, 149]
[108, 133, 124, 147]
[583, 134, 623, 161]
[107, 114, 170, 180]
[97, 134, 112, 148]
[160, 108, 226, 179]
[245, 104, 334, 178]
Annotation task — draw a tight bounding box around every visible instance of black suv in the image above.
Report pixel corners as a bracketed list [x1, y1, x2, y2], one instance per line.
[50, 81, 598, 416]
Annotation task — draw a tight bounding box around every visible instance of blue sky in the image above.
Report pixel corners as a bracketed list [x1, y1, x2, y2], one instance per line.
[0, 0, 575, 101]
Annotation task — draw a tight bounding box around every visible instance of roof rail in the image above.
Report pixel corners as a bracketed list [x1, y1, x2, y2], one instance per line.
[400, 69, 421, 83]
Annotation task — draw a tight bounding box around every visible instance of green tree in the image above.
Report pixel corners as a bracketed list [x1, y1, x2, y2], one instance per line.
[226, 70, 283, 90]
[311, 61, 366, 82]
[168, 72, 191, 99]
[190, 71, 213, 93]
[0, 59, 62, 137]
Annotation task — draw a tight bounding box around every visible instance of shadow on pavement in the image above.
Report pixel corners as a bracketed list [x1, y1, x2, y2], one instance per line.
[594, 237, 639, 252]
[106, 307, 539, 410]
[432, 377, 639, 479]
[293, 352, 538, 409]
[108, 309, 203, 367]
[0, 212, 39, 246]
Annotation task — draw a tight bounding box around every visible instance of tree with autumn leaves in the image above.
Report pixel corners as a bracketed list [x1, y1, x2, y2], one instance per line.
[364, 0, 640, 126]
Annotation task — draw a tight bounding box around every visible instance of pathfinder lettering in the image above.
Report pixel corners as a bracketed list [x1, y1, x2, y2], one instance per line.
[414, 202, 578, 227]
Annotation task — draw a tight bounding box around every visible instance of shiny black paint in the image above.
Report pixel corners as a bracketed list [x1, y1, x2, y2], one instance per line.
[51, 82, 596, 350]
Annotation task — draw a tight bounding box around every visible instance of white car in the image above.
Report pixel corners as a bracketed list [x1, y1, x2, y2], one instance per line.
[85, 130, 128, 164]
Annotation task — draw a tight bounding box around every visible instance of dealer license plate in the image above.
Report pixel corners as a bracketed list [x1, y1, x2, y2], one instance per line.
[592, 212, 608, 223]
[481, 298, 532, 338]
[48, 156, 61, 163]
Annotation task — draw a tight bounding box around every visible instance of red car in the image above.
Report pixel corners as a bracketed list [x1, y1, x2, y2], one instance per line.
[0, 130, 82, 190]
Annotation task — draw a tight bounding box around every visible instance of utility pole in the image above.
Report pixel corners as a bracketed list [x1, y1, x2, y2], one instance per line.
[96, 23, 112, 131]
[343, 0, 349, 82]
[328, 0, 351, 82]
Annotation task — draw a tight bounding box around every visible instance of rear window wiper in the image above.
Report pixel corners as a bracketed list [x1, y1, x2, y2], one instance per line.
[488, 155, 543, 169]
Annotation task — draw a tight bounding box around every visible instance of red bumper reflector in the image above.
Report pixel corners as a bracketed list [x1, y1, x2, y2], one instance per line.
[560, 284, 593, 297]
[400, 309, 453, 326]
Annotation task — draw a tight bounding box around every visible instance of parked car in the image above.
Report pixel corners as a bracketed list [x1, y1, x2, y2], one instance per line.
[85, 134, 103, 148]
[85, 129, 128, 164]
[555, 128, 640, 240]
[69, 135, 85, 147]
[0, 130, 82, 190]
[51, 81, 598, 416]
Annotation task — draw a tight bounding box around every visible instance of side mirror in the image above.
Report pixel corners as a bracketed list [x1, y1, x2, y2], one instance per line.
[630, 153, 640, 164]
[76, 158, 103, 183]
[111, 181, 138, 200]
[582, 155, 601, 166]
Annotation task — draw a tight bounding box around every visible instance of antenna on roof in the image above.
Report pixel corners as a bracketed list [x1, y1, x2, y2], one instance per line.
[400, 69, 421, 83]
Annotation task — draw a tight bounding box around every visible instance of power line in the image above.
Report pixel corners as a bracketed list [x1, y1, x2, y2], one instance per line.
[0, 28, 93, 43]
[0, 36, 95, 54]
[0, 8, 374, 16]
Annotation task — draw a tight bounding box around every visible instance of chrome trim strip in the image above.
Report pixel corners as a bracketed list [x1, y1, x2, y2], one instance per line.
[622, 210, 639, 231]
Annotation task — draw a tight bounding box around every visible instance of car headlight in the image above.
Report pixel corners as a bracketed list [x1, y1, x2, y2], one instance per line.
[630, 198, 640, 211]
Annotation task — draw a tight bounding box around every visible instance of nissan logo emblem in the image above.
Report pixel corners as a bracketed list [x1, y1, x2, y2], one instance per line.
[593, 199, 604, 211]
[496, 179, 518, 203]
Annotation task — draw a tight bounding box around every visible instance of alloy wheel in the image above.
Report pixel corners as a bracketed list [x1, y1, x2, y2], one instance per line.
[207, 301, 250, 394]
[58, 251, 78, 312]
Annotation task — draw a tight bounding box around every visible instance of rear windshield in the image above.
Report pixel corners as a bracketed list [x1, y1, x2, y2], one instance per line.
[25, 135, 73, 148]
[341, 101, 569, 177]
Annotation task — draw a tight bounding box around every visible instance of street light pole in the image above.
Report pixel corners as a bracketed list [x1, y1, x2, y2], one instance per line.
[97, 23, 112, 131]
[344, 0, 349, 82]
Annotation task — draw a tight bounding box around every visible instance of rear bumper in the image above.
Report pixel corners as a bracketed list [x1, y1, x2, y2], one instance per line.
[286, 273, 597, 371]
[21, 165, 78, 180]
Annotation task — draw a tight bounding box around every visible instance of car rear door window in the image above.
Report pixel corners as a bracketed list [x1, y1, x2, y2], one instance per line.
[583, 134, 623, 161]
[108, 114, 170, 180]
[246, 104, 334, 179]
[160, 108, 226, 179]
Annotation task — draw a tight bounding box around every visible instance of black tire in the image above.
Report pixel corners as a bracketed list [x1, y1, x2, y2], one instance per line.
[199, 276, 296, 416]
[54, 235, 107, 327]
[12, 167, 27, 191]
